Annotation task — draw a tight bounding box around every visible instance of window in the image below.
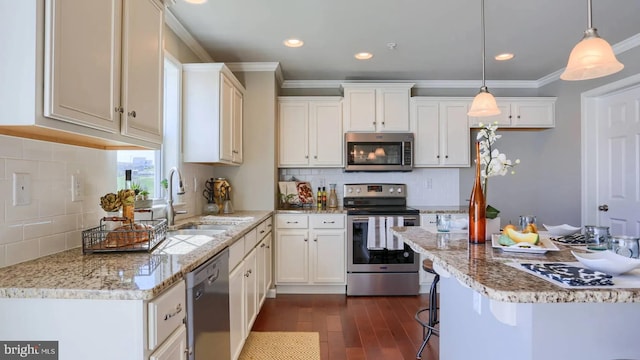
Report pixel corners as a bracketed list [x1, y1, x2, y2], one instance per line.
[116, 53, 182, 199]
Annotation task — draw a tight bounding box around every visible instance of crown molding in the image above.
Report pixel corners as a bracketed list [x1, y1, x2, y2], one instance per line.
[613, 32, 640, 55]
[226, 62, 284, 86]
[282, 79, 539, 89]
[164, 9, 213, 62]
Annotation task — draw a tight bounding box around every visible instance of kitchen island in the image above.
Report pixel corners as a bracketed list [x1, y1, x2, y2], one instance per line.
[0, 211, 272, 360]
[392, 227, 640, 360]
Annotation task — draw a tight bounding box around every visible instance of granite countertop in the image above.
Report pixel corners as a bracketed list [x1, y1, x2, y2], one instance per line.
[276, 207, 347, 214]
[414, 206, 467, 214]
[392, 226, 640, 303]
[0, 210, 272, 301]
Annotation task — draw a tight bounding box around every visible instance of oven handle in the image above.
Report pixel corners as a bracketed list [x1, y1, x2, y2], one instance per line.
[351, 216, 418, 223]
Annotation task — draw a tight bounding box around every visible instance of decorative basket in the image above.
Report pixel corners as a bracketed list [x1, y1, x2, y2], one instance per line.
[82, 217, 167, 254]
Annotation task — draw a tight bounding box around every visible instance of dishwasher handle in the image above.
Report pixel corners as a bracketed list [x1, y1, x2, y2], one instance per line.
[207, 268, 220, 285]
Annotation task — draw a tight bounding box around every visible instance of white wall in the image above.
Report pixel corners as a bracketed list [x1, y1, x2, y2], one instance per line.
[0, 135, 115, 267]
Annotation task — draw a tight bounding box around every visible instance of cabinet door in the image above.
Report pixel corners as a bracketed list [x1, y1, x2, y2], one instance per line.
[120, 0, 163, 144]
[344, 88, 376, 132]
[264, 232, 273, 293]
[309, 101, 343, 166]
[278, 101, 310, 166]
[219, 72, 235, 162]
[440, 101, 470, 167]
[232, 86, 243, 163]
[44, 0, 121, 133]
[257, 238, 267, 306]
[311, 230, 346, 284]
[229, 264, 245, 360]
[275, 230, 309, 283]
[149, 325, 187, 360]
[377, 88, 410, 132]
[244, 249, 258, 333]
[411, 99, 440, 166]
[511, 100, 555, 127]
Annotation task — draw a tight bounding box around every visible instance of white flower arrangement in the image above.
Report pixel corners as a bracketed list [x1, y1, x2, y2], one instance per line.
[476, 122, 520, 218]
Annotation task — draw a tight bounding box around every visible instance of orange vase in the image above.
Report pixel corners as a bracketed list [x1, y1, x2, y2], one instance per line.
[469, 142, 486, 244]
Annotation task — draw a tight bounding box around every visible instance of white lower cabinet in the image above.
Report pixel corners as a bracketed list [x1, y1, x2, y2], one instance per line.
[149, 325, 187, 360]
[275, 214, 346, 292]
[229, 216, 273, 360]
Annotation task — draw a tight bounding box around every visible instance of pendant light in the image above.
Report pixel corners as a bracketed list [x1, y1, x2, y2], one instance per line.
[561, 0, 623, 81]
[468, 0, 501, 117]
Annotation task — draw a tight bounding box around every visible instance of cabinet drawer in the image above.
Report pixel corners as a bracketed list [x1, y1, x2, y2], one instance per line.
[276, 215, 308, 229]
[244, 228, 258, 254]
[229, 236, 246, 271]
[310, 214, 345, 229]
[257, 217, 273, 238]
[148, 281, 186, 351]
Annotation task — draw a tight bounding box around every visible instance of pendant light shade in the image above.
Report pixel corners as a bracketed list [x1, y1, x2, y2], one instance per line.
[468, 86, 501, 117]
[561, 0, 623, 81]
[467, 0, 500, 117]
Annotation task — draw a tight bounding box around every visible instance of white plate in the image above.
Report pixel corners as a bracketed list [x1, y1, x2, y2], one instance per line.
[491, 234, 560, 254]
[543, 224, 581, 237]
[571, 250, 640, 276]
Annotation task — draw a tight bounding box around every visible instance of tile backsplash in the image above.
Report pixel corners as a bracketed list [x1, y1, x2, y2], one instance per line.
[0, 135, 115, 268]
[279, 167, 461, 206]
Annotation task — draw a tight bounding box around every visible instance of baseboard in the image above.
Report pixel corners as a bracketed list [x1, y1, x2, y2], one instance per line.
[266, 288, 277, 298]
[275, 284, 346, 294]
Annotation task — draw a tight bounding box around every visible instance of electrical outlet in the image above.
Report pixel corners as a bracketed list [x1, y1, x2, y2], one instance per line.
[71, 174, 83, 202]
[13, 173, 31, 206]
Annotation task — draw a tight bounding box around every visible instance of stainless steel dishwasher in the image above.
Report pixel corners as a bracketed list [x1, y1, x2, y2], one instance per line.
[186, 248, 230, 360]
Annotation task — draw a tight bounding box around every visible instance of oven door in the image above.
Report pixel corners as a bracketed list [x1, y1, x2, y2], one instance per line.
[347, 215, 420, 272]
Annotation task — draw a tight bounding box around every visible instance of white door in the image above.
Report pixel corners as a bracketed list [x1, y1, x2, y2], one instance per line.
[595, 84, 640, 236]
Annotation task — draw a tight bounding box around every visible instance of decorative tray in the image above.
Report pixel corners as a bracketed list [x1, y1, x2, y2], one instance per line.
[82, 217, 167, 254]
[491, 233, 560, 254]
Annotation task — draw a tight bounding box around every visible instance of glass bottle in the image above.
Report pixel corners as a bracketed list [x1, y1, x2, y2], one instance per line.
[122, 169, 134, 224]
[328, 184, 338, 208]
[322, 187, 327, 209]
[469, 142, 486, 244]
[317, 187, 322, 210]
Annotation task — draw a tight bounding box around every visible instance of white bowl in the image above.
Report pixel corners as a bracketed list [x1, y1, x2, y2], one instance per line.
[543, 224, 581, 237]
[571, 250, 640, 276]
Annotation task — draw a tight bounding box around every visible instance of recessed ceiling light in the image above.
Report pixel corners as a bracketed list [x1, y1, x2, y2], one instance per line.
[495, 53, 515, 61]
[184, 0, 207, 4]
[355, 52, 373, 60]
[283, 38, 304, 48]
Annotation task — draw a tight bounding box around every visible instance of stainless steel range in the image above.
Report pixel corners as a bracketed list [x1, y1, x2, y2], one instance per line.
[344, 183, 420, 296]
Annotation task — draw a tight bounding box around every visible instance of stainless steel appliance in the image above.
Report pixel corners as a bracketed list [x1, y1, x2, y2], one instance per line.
[345, 183, 420, 296]
[345, 132, 414, 172]
[186, 248, 230, 360]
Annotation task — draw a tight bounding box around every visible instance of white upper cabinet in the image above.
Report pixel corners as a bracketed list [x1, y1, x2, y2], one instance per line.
[411, 98, 470, 167]
[182, 63, 245, 165]
[469, 97, 556, 128]
[278, 97, 343, 167]
[0, 0, 164, 149]
[342, 83, 413, 132]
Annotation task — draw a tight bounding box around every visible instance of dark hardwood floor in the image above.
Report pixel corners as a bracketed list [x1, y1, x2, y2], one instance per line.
[251, 294, 439, 360]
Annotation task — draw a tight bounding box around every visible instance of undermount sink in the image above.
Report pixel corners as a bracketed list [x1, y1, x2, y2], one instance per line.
[168, 229, 228, 236]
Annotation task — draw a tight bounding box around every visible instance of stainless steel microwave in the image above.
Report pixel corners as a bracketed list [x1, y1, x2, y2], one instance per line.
[344, 132, 413, 172]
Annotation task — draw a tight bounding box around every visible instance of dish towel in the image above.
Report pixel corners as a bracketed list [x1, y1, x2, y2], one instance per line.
[520, 263, 614, 286]
[378, 216, 387, 250]
[366, 217, 381, 250]
[386, 216, 404, 250]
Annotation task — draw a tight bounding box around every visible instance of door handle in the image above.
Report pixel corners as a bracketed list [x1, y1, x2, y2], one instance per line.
[598, 204, 609, 212]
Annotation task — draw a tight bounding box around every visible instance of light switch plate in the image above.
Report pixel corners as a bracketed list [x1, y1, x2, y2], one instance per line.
[13, 172, 31, 206]
[71, 174, 83, 202]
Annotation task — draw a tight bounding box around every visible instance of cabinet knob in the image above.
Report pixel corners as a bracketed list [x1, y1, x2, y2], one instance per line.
[509, 115, 512, 119]
[314, 237, 317, 242]
[127, 110, 136, 118]
[445, 155, 449, 159]
[305, 155, 309, 159]
[114, 106, 124, 114]
[436, 155, 440, 159]
[314, 155, 317, 159]
[517, 115, 521, 119]
[304, 238, 308, 242]
[598, 204, 609, 212]
[232, 150, 239, 154]
[381, 121, 385, 126]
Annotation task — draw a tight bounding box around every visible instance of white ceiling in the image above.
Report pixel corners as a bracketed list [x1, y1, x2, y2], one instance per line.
[168, 0, 640, 84]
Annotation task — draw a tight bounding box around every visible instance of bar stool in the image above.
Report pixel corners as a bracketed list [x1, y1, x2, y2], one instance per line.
[415, 259, 440, 359]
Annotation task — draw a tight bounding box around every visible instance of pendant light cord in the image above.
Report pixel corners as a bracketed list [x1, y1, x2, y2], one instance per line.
[481, 0, 486, 88]
[587, 0, 593, 29]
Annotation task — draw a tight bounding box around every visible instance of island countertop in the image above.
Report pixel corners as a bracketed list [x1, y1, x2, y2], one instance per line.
[0, 210, 272, 301]
[392, 226, 640, 303]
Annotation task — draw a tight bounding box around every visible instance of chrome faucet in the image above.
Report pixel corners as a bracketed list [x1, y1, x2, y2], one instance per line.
[167, 167, 187, 226]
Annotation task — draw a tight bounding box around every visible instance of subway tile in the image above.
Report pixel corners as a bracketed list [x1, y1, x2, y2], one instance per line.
[39, 233, 66, 257]
[0, 159, 5, 180]
[23, 219, 53, 240]
[0, 135, 23, 159]
[5, 159, 39, 178]
[23, 140, 53, 161]
[5, 238, 39, 266]
[5, 201, 39, 222]
[0, 245, 5, 268]
[52, 143, 78, 162]
[39, 161, 66, 181]
[51, 214, 77, 234]
[66, 230, 82, 249]
[65, 199, 83, 215]
[0, 222, 23, 245]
